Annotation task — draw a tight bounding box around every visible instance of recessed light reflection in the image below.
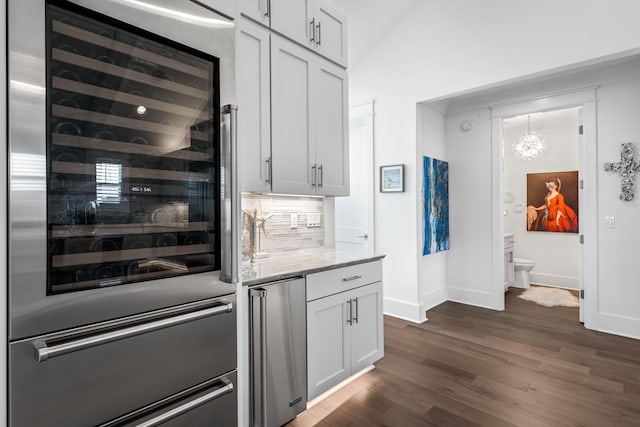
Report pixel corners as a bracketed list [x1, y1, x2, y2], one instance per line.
[136, 105, 147, 115]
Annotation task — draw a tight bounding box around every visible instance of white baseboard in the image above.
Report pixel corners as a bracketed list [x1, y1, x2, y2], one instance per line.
[447, 287, 499, 311]
[383, 297, 427, 323]
[421, 287, 447, 313]
[529, 273, 579, 290]
[592, 312, 640, 340]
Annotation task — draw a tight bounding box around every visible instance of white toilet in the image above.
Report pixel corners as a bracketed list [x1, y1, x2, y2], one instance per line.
[513, 258, 535, 288]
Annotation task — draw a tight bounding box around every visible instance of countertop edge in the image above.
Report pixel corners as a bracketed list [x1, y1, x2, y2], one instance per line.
[242, 254, 386, 287]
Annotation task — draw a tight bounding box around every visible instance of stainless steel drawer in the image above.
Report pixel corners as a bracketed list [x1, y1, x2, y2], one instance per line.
[10, 295, 236, 427]
[111, 371, 237, 427]
[306, 261, 382, 302]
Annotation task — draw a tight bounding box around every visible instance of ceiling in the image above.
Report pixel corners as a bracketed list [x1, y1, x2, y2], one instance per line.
[327, 0, 420, 68]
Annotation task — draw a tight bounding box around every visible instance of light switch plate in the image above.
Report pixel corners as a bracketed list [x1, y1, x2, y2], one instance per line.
[290, 214, 298, 229]
[605, 216, 615, 228]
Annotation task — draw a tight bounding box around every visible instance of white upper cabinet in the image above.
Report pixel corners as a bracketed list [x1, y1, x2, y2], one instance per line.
[195, 0, 236, 19]
[242, 0, 348, 67]
[270, 0, 314, 48]
[237, 18, 272, 193]
[314, 59, 348, 196]
[313, 1, 348, 67]
[239, 0, 270, 26]
[271, 34, 348, 196]
[270, 35, 315, 195]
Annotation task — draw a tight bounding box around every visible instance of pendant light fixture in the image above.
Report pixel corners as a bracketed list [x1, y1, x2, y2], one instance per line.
[512, 115, 547, 160]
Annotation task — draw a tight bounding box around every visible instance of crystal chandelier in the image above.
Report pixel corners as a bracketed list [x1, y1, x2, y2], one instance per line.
[512, 115, 547, 160]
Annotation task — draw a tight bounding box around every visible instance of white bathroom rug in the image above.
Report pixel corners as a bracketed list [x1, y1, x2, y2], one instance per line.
[517, 286, 579, 308]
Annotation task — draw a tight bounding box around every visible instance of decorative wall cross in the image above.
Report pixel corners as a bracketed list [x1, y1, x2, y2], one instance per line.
[604, 142, 640, 201]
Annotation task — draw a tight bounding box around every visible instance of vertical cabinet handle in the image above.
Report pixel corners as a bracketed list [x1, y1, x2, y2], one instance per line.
[265, 158, 271, 184]
[316, 21, 321, 46]
[353, 297, 358, 324]
[318, 164, 323, 188]
[265, 0, 271, 17]
[221, 105, 238, 284]
[309, 19, 315, 42]
[250, 289, 268, 427]
[346, 299, 352, 325]
[311, 164, 317, 188]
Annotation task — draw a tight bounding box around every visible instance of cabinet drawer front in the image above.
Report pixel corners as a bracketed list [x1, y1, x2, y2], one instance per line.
[306, 260, 381, 301]
[10, 296, 236, 427]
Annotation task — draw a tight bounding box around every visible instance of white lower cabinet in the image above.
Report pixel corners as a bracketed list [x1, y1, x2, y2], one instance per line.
[306, 291, 351, 397]
[306, 262, 383, 400]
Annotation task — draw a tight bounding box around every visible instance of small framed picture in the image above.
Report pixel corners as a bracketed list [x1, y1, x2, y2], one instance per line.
[380, 164, 404, 193]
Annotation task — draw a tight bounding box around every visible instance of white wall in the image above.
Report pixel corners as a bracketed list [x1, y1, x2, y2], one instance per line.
[444, 108, 496, 308]
[594, 78, 640, 338]
[416, 104, 447, 315]
[348, 0, 640, 323]
[503, 109, 581, 289]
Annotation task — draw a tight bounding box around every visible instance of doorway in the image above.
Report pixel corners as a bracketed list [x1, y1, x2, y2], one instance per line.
[490, 90, 597, 325]
[501, 107, 583, 321]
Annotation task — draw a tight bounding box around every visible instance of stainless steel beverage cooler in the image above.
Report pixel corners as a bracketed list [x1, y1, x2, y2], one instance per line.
[8, 0, 239, 425]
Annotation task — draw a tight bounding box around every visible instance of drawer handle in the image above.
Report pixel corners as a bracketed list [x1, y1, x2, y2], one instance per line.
[342, 275, 362, 282]
[135, 378, 234, 427]
[33, 303, 233, 363]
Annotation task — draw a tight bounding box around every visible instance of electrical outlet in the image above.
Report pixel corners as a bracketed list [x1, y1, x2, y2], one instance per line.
[605, 216, 615, 228]
[290, 213, 298, 229]
[307, 213, 321, 228]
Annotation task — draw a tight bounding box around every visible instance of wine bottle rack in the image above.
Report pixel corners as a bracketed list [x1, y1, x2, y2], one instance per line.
[47, 4, 220, 294]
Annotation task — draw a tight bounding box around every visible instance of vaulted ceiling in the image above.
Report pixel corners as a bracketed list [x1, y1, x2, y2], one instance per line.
[327, 0, 420, 69]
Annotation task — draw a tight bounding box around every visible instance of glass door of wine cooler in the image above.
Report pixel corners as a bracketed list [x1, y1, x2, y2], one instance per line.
[48, 3, 220, 294]
[9, 0, 236, 340]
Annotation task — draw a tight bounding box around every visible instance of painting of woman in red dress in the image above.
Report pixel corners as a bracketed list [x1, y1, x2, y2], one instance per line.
[526, 172, 579, 233]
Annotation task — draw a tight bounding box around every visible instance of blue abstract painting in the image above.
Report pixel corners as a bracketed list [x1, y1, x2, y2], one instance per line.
[423, 156, 449, 255]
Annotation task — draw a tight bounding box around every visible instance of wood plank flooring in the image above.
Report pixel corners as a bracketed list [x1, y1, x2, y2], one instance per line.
[287, 288, 640, 426]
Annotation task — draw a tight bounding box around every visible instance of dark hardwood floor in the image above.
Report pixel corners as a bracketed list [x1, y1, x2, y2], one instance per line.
[288, 288, 640, 426]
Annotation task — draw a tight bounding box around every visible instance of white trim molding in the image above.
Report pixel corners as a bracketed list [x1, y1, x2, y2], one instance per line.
[421, 287, 447, 313]
[447, 287, 498, 311]
[383, 297, 427, 324]
[529, 273, 580, 290]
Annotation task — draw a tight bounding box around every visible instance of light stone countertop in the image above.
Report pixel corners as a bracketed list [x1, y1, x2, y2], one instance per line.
[241, 247, 385, 286]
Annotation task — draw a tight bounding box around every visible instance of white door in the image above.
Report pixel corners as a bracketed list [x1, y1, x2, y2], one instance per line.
[238, 19, 271, 193]
[270, 0, 314, 47]
[270, 35, 315, 195]
[349, 282, 384, 373]
[306, 292, 351, 400]
[335, 102, 375, 251]
[313, 0, 348, 67]
[314, 58, 348, 196]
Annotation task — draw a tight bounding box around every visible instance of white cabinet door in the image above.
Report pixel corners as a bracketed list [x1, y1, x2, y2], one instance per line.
[271, 35, 315, 194]
[238, 19, 272, 193]
[270, 0, 314, 47]
[350, 282, 384, 373]
[195, 0, 236, 19]
[307, 291, 351, 400]
[314, 58, 348, 196]
[239, 0, 270, 25]
[313, 0, 348, 67]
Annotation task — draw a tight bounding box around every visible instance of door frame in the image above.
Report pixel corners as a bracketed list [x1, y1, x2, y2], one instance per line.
[489, 89, 597, 329]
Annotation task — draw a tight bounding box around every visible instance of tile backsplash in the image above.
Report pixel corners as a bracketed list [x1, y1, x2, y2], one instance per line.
[242, 193, 324, 258]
